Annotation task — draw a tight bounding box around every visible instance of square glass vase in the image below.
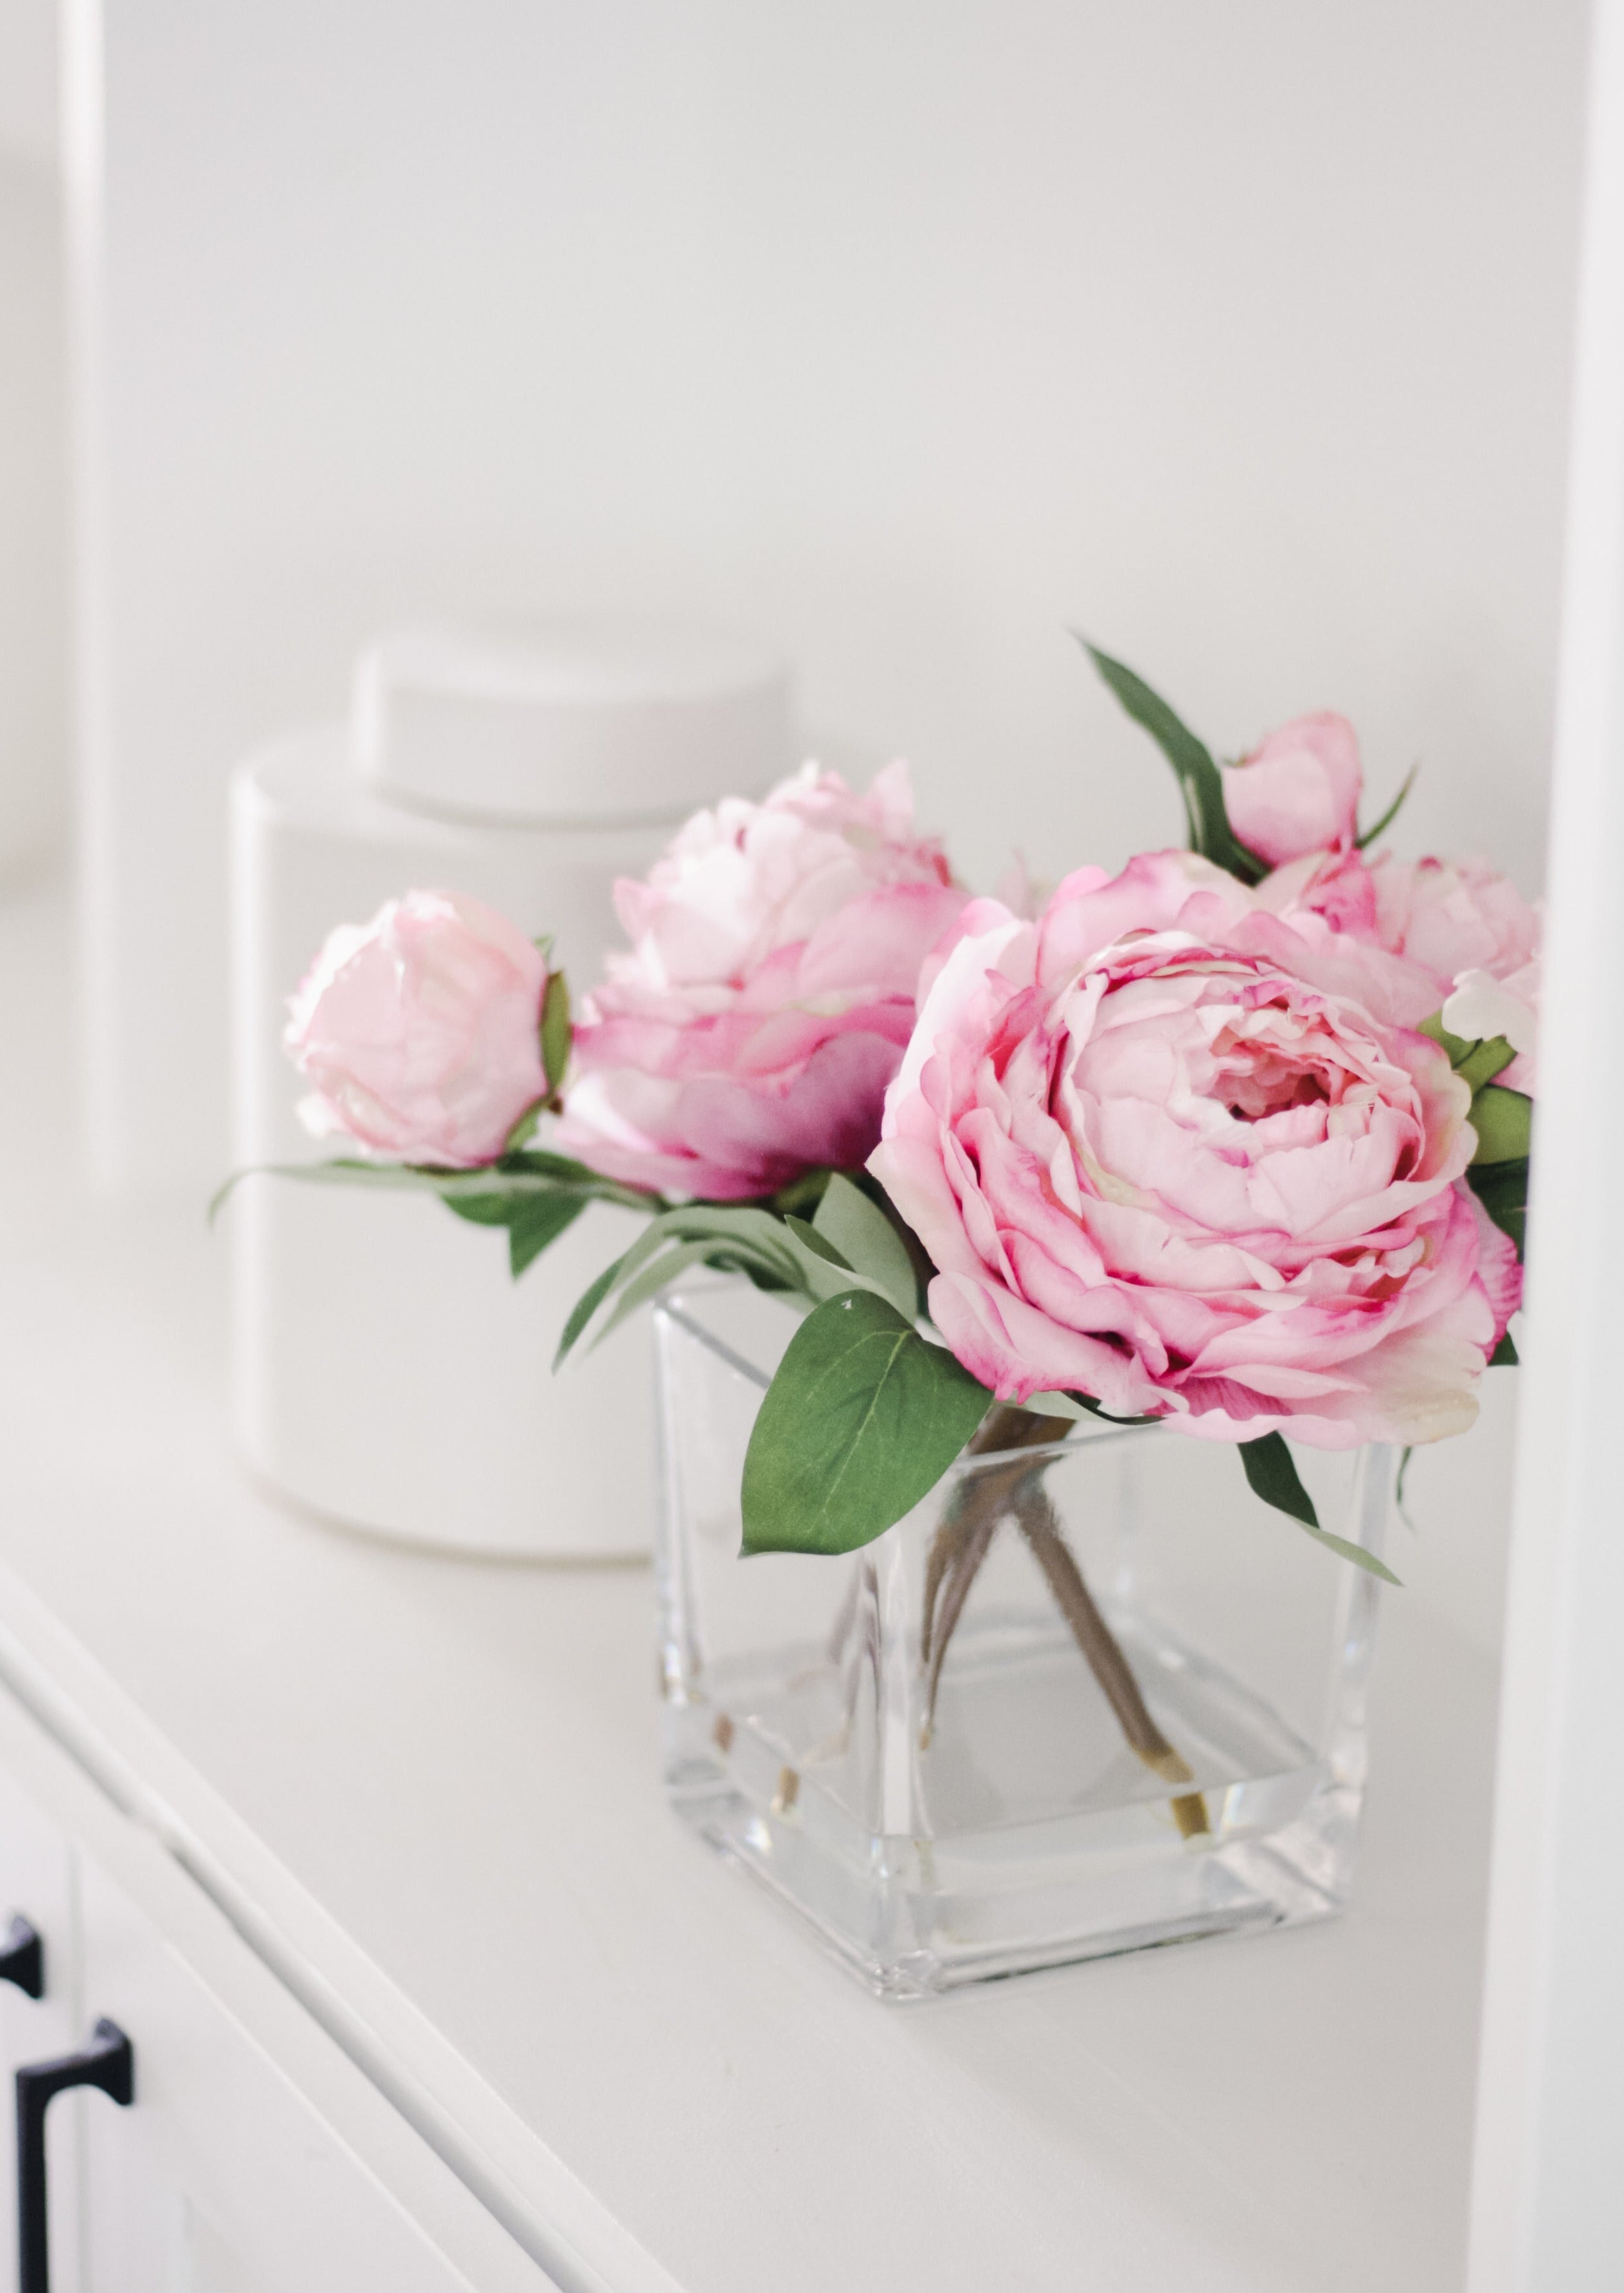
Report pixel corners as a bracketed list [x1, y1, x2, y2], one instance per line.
[654, 1277, 1393, 1999]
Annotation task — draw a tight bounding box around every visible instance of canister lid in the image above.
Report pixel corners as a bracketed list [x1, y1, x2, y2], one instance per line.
[352, 617, 794, 826]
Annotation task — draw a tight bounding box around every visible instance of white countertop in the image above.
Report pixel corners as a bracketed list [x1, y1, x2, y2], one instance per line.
[0, 882, 1496, 2292]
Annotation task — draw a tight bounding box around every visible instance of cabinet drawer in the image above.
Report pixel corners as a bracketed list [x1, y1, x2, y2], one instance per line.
[0, 1760, 85, 2289]
[79, 1853, 487, 2292]
[0, 1686, 555, 2293]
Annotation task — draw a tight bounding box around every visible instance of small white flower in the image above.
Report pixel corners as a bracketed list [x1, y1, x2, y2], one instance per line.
[1443, 965, 1538, 1056]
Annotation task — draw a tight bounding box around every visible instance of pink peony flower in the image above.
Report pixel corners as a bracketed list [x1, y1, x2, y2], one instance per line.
[1256, 845, 1382, 942]
[559, 762, 967, 1201]
[1259, 845, 1542, 1093]
[870, 851, 1520, 1450]
[1222, 712, 1363, 868]
[1367, 854, 1541, 1091]
[286, 889, 548, 1166]
[1368, 852, 1539, 984]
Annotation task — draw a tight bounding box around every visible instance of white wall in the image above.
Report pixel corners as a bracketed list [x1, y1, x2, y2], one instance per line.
[0, 0, 68, 886]
[1470, 1, 1624, 2276]
[80, 0, 1587, 1198]
[0, 0, 58, 167]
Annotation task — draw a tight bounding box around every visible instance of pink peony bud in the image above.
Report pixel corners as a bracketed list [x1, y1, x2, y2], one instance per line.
[1222, 712, 1363, 868]
[285, 889, 549, 1167]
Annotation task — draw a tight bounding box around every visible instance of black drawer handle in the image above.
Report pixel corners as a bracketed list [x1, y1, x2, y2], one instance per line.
[0, 1916, 43, 2000]
[17, 2020, 134, 2293]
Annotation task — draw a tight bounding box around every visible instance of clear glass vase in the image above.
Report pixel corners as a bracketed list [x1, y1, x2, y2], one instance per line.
[653, 1277, 1393, 1999]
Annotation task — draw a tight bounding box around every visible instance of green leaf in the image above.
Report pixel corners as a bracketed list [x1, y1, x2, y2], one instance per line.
[554, 1217, 685, 1364]
[776, 1213, 864, 1281]
[554, 1203, 809, 1365]
[811, 1172, 920, 1319]
[508, 1190, 588, 1277]
[741, 1291, 993, 1556]
[499, 1146, 612, 1184]
[1417, 1015, 1519, 1096]
[1020, 1390, 1095, 1423]
[1470, 1084, 1532, 1165]
[1239, 1433, 1401, 1583]
[1419, 1011, 1475, 1065]
[211, 1157, 512, 1225]
[1455, 1036, 1517, 1093]
[1354, 763, 1419, 850]
[1239, 1430, 1317, 1526]
[647, 1202, 805, 1260]
[540, 969, 573, 1096]
[1079, 639, 1266, 883]
[1023, 1388, 1162, 1428]
[555, 1251, 631, 1369]
[207, 1158, 447, 1223]
[437, 1190, 517, 1228]
[502, 1105, 541, 1153]
[1467, 1157, 1528, 1258]
[1395, 1445, 1417, 1532]
[768, 1168, 835, 1219]
[777, 1218, 916, 1317]
[588, 1235, 766, 1352]
[1490, 1327, 1519, 1368]
[783, 1216, 852, 1270]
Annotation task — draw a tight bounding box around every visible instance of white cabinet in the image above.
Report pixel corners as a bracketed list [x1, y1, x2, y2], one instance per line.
[77, 1856, 486, 2293]
[0, 1689, 557, 2293]
[0, 1762, 85, 2290]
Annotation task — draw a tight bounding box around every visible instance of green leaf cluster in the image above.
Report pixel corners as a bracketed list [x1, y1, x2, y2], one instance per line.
[1468, 1158, 1529, 1262]
[555, 1173, 921, 1368]
[1419, 1013, 1533, 1262]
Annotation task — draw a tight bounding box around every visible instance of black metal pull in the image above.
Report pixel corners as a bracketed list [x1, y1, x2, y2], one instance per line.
[0, 1917, 43, 2001]
[17, 2020, 134, 2293]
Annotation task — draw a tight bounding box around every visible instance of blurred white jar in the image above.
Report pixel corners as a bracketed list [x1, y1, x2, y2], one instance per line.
[230, 617, 793, 1558]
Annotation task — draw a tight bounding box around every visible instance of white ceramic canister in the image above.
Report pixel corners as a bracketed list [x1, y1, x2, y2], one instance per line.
[230, 617, 793, 1558]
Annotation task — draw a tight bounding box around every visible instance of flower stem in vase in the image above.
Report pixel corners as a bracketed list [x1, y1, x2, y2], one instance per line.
[918, 1406, 1210, 1841]
[1012, 1485, 1211, 1841]
[920, 1407, 1070, 1733]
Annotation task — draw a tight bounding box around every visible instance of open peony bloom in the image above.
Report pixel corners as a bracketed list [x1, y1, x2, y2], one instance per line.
[559, 761, 967, 1201]
[870, 851, 1521, 1450]
[1222, 712, 1363, 869]
[286, 889, 548, 1167]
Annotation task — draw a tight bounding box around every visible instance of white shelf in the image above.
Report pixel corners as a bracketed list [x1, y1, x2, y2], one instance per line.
[0, 885, 1494, 2291]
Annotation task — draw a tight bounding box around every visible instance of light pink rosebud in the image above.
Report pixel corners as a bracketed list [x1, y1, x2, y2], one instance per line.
[870, 849, 1519, 1452]
[1222, 712, 1363, 867]
[285, 889, 548, 1167]
[559, 761, 967, 1200]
